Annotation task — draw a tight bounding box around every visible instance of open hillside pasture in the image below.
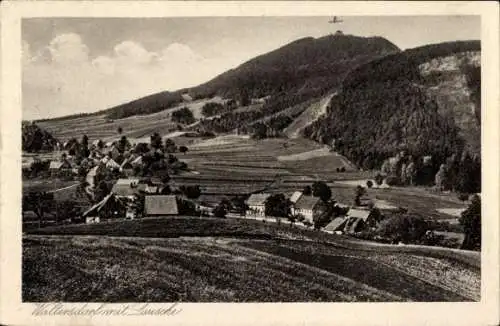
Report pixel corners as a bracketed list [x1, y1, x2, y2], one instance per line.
[23, 217, 480, 302]
[35, 97, 226, 144]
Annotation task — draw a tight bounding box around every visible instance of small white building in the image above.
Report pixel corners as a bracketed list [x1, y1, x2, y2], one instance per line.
[291, 195, 321, 223]
[289, 191, 303, 205]
[245, 193, 271, 217]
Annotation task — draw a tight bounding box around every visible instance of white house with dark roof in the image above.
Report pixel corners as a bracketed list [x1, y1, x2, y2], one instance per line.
[291, 195, 321, 223]
[245, 193, 271, 217]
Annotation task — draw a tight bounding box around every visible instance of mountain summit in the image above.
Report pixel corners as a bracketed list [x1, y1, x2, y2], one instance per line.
[105, 34, 400, 119]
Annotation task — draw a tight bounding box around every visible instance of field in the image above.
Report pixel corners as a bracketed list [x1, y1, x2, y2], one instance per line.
[23, 217, 480, 302]
[35, 97, 225, 143]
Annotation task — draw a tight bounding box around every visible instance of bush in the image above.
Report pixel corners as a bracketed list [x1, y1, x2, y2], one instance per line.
[376, 214, 430, 244]
[213, 204, 227, 218]
[457, 193, 469, 202]
[385, 175, 400, 186]
[172, 107, 195, 125]
[201, 102, 226, 117]
[366, 180, 373, 188]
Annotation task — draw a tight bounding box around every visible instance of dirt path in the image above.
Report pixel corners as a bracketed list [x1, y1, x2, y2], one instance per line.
[47, 183, 79, 193]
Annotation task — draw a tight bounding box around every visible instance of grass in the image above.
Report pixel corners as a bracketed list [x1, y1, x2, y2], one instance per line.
[23, 229, 480, 302]
[23, 178, 78, 194]
[27, 217, 479, 268]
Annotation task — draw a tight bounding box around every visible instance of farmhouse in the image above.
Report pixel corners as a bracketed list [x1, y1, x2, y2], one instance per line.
[82, 193, 126, 222]
[245, 193, 271, 217]
[291, 195, 321, 223]
[144, 195, 179, 216]
[49, 160, 71, 171]
[49, 160, 72, 176]
[342, 208, 372, 234]
[111, 178, 142, 200]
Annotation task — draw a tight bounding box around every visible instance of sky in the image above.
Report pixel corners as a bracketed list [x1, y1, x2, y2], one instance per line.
[22, 16, 480, 120]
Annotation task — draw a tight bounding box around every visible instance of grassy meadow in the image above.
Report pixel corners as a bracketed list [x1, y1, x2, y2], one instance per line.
[23, 217, 480, 302]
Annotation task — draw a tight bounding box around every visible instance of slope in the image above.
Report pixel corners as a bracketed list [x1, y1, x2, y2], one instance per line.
[304, 40, 481, 172]
[24, 217, 480, 302]
[284, 92, 337, 138]
[99, 33, 400, 121]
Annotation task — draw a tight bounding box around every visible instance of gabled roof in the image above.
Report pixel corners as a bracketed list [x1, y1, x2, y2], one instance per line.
[120, 157, 133, 169]
[324, 217, 349, 232]
[49, 160, 71, 170]
[246, 193, 271, 206]
[294, 195, 320, 210]
[112, 179, 141, 197]
[131, 156, 143, 166]
[82, 193, 124, 217]
[348, 208, 371, 220]
[106, 158, 120, 169]
[289, 191, 303, 204]
[145, 195, 178, 215]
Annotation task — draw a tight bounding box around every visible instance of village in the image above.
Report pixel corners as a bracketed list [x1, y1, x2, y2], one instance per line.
[21, 129, 397, 240]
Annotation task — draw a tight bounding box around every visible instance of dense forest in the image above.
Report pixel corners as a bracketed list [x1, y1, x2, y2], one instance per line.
[304, 40, 481, 193]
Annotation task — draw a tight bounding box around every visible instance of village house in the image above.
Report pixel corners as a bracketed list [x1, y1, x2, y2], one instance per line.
[49, 159, 72, 177]
[119, 157, 134, 176]
[82, 193, 126, 223]
[111, 178, 142, 200]
[245, 193, 271, 217]
[343, 208, 372, 234]
[291, 195, 322, 223]
[144, 195, 179, 217]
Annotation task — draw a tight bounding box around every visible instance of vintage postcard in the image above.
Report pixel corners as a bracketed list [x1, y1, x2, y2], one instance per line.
[1, 1, 499, 325]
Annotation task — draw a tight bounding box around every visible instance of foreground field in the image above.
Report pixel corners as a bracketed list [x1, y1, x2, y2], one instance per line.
[24, 217, 480, 302]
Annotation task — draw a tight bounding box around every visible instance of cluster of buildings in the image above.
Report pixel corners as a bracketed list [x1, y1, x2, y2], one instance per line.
[244, 190, 375, 234]
[33, 137, 379, 235]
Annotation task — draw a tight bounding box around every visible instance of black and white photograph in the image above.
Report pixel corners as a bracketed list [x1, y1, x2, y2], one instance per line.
[1, 1, 499, 325]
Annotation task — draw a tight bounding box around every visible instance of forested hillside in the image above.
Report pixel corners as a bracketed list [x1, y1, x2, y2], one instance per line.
[95, 33, 400, 121]
[304, 40, 481, 192]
